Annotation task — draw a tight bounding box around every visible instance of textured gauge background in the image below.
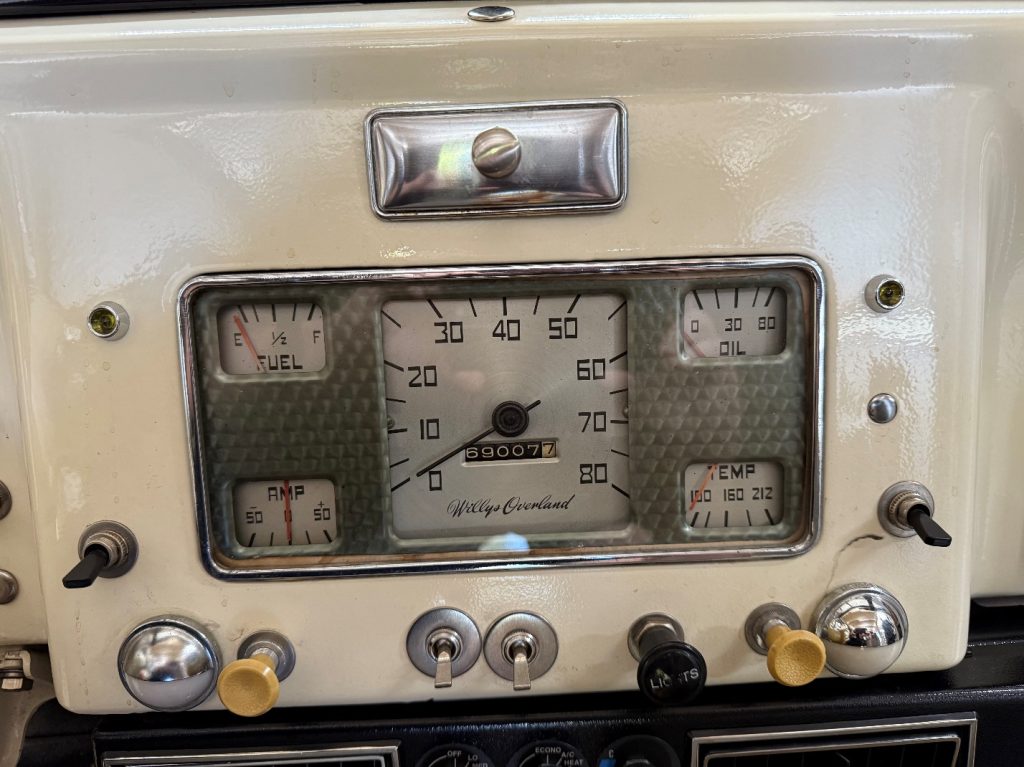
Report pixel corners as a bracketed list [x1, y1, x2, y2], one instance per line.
[187, 266, 813, 564]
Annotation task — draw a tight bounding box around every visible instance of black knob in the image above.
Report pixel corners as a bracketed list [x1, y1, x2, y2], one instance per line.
[62, 546, 110, 589]
[630, 616, 707, 705]
[906, 505, 952, 548]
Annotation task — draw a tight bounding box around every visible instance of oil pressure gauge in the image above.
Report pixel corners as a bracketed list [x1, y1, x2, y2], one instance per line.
[682, 285, 786, 358]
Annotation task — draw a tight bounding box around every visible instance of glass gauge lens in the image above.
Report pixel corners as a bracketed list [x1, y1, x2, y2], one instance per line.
[233, 478, 337, 547]
[683, 461, 783, 529]
[382, 294, 629, 540]
[217, 302, 325, 374]
[681, 285, 786, 358]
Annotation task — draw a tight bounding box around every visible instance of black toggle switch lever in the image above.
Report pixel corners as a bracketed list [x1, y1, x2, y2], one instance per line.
[905, 504, 952, 547]
[61, 521, 138, 589]
[880, 483, 952, 548]
[62, 546, 110, 589]
[628, 614, 707, 705]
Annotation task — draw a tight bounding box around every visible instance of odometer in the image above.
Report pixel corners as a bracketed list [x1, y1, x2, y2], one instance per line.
[381, 294, 629, 540]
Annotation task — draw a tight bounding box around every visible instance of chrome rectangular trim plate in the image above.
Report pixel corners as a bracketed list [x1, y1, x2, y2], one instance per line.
[365, 100, 627, 219]
[102, 742, 400, 766]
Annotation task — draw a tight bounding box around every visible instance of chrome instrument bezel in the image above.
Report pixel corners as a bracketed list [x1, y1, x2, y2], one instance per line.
[178, 256, 825, 580]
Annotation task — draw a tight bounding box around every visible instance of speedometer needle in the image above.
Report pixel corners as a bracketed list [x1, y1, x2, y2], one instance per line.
[415, 399, 542, 478]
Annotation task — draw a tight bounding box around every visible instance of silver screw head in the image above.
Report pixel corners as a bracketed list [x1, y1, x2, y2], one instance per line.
[472, 127, 522, 179]
[867, 393, 898, 424]
[468, 5, 515, 22]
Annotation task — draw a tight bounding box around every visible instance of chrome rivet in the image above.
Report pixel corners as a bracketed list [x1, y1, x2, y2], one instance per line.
[472, 127, 522, 179]
[468, 5, 515, 22]
[0, 570, 18, 604]
[865, 275, 905, 313]
[867, 393, 898, 424]
[0, 481, 10, 521]
[88, 302, 130, 340]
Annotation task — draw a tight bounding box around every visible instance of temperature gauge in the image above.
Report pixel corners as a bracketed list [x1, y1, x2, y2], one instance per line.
[682, 285, 787, 358]
[683, 461, 783, 528]
[217, 302, 326, 374]
[233, 478, 338, 548]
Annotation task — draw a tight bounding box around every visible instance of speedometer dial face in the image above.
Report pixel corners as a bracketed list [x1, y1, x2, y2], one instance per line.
[681, 285, 787, 358]
[382, 294, 630, 541]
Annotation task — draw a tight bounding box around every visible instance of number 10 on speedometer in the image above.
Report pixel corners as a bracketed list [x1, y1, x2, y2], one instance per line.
[381, 294, 630, 541]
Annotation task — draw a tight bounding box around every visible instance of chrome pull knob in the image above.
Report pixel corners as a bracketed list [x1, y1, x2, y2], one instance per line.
[812, 583, 909, 679]
[118, 617, 221, 712]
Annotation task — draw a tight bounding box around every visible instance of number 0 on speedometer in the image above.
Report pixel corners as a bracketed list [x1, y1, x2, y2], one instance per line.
[381, 294, 630, 541]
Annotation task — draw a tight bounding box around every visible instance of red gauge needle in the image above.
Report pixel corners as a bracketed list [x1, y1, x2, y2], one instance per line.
[689, 463, 719, 512]
[283, 479, 293, 545]
[233, 314, 267, 373]
[682, 332, 706, 358]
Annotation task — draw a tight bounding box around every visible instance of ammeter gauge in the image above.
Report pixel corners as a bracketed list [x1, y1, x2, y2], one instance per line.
[232, 478, 338, 548]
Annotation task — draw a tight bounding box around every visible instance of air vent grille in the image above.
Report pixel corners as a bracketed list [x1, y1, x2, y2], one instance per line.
[102, 744, 399, 767]
[691, 715, 975, 767]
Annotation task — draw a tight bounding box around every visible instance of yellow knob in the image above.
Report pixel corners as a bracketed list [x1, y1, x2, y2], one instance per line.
[217, 656, 280, 717]
[764, 624, 826, 687]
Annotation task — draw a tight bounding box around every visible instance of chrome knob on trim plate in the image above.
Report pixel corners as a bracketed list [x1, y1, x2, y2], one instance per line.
[812, 583, 908, 679]
[118, 617, 220, 711]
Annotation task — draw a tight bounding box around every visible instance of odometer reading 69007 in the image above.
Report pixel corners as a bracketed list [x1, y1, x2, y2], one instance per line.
[382, 294, 630, 540]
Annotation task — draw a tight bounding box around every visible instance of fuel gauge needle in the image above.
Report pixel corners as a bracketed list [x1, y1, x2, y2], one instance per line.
[233, 314, 267, 373]
[283, 479, 293, 545]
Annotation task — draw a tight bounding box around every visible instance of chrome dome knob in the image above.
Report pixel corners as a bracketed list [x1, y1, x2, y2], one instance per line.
[812, 583, 908, 679]
[118, 617, 220, 711]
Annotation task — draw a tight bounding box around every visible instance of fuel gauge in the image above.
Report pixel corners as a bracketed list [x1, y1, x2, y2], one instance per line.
[233, 478, 338, 548]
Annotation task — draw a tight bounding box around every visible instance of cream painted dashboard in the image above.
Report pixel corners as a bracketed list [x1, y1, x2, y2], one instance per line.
[0, 0, 1021, 715]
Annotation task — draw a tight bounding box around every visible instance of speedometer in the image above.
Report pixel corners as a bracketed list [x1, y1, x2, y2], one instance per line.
[381, 294, 630, 539]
